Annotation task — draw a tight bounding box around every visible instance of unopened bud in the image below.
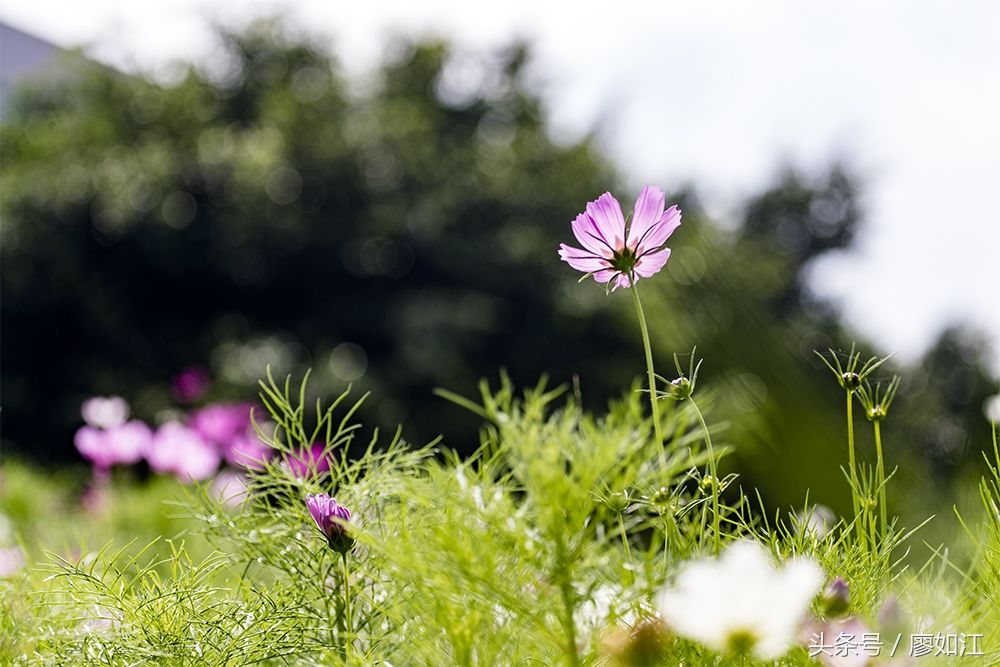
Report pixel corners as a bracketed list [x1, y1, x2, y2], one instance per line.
[822, 577, 850, 617]
[841, 372, 861, 390]
[668, 376, 693, 400]
[605, 491, 630, 514]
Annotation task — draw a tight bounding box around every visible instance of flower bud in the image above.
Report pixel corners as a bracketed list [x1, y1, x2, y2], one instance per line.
[604, 490, 631, 514]
[668, 376, 693, 400]
[822, 577, 850, 617]
[841, 372, 861, 390]
[306, 493, 354, 554]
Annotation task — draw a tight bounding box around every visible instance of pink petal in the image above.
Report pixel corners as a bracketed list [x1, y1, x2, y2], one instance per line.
[558, 244, 612, 273]
[626, 185, 666, 250]
[635, 205, 682, 254]
[615, 273, 632, 289]
[585, 193, 626, 251]
[592, 268, 618, 284]
[635, 248, 672, 278]
[570, 212, 615, 257]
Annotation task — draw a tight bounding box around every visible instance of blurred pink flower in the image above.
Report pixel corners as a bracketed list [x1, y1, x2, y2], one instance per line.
[147, 422, 220, 482]
[171, 365, 210, 403]
[210, 470, 250, 508]
[225, 430, 273, 470]
[558, 185, 681, 289]
[81, 396, 129, 429]
[286, 443, 333, 478]
[74, 421, 152, 470]
[189, 403, 254, 448]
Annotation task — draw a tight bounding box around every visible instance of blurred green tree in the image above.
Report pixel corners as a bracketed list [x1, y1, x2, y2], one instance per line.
[1, 21, 994, 522]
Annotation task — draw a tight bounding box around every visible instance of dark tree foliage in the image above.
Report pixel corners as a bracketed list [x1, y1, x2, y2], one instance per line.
[2, 23, 625, 460]
[1, 22, 995, 518]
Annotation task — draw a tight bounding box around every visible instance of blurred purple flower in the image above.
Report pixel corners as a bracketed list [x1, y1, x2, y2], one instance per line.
[81, 396, 129, 429]
[189, 402, 254, 449]
[74, 421, 152, 470]
[146, 422, 221, 482]
[305, 493, 353, 553]
[171, 365, 210, 404]
[558, 185, 681, 289]
[286, 443, 333, 478]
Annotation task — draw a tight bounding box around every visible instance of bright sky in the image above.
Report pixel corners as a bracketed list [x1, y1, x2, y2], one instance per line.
[2, 0, 999, 372]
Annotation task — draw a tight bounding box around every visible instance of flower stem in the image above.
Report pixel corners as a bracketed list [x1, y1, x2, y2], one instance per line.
[555, 537, 581, 667]
[341, 551, 353, 661]
[689, 397, 720, 554]
[874, 420, 887, 543]
[846, 391, 865, 549]
[629, 280, 665, 465]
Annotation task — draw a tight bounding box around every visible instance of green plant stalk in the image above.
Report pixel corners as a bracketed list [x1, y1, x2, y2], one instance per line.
[341, 551, 353, 662]
[846, 391, 865, 550]
[690, 397, 720, 554]
[554, 537, 581, 667]
[629, 280, 665, 467]
[874, 420, 887, 542]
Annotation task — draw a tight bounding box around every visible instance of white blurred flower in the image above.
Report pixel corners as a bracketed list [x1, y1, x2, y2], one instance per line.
[81, 396, 129, 429]
[658, 540, 824, 660]
[795, 505, 837, 539]
[983, 394, 1000, 424]
[0, 546, 25, 578]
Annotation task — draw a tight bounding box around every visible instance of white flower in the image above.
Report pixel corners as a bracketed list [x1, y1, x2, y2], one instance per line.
[983, 394, 1000, 424]
[81, 396, 129, 429]
[658, 540, 824, 660]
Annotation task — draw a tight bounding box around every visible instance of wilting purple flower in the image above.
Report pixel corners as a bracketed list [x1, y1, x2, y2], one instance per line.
[146, 422, 221, 482]
[171, 365, 210, 403]
[81, 396, 129, 429]
[189, 403, 254, 448]
[286, 443, 333, 478]
[306, 493, 353, 553]
[558, 185, 681, 289]
[74, 421, 152, 470]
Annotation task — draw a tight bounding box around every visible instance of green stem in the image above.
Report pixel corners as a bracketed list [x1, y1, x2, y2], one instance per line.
[846, 391, 865, 550]
[874, 420, 887, 543]
[341, 552, 353, 662]
[617, 512, 633, 584]
[555, 537, 581, 667]
[629, 279, 665, 467]
[690, 397, 720, 554]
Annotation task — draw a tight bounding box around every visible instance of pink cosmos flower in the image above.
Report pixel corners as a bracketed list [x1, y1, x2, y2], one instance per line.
[81, 396, 129, 429]
[171, 365, 210, 403]
[558, 185, 681, 289]
[305, 493, 353, 553]
[74, 420, 152, 470]
[146, 421, 221, 482]
[189, 402, 254, 448]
